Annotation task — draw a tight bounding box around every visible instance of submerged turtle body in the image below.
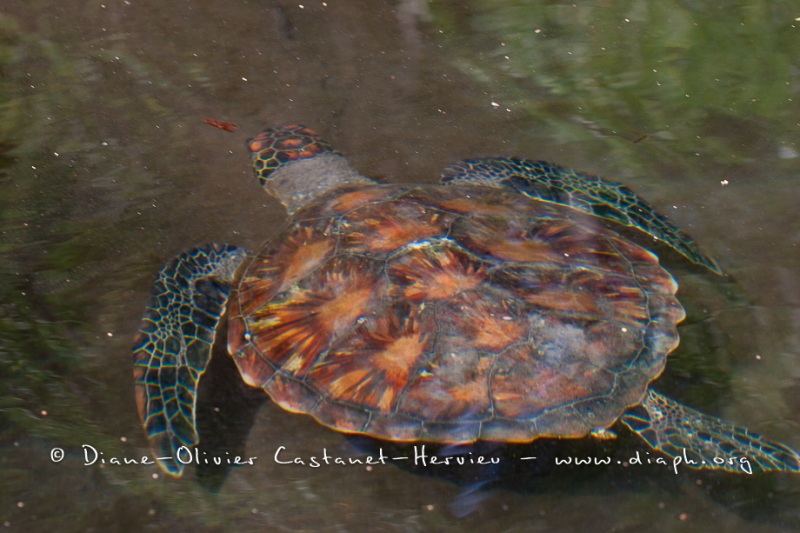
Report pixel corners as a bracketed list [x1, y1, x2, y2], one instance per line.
[133, 125, 800, 477]
[227, 182, 683, 443]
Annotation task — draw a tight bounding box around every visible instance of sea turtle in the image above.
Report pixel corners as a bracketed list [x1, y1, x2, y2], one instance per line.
[133, 124, 800, 477]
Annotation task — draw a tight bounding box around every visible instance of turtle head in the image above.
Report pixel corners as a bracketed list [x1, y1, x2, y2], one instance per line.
[247, 125, 371, 213]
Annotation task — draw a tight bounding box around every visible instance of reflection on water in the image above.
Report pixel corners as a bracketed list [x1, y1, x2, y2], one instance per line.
[433, 1, 800, 177]
[1, 0, 798, 531]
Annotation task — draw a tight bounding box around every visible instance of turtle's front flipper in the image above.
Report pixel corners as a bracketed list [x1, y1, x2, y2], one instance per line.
[133, 244, 247, 476]
[621, 389, 800, 473]
[441, 158, 721, 274]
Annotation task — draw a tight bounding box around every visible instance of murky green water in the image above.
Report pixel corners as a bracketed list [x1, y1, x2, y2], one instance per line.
[2, 1, 799, 531]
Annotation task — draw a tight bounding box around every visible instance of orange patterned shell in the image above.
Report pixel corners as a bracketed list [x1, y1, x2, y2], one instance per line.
[226, 183, 685, 442]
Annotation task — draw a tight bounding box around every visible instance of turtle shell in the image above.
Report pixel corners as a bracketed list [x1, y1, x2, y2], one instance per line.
[226, 182, 685, 442]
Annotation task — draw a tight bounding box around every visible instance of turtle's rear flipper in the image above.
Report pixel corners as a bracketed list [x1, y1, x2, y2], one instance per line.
[133, 244, 247, 476]
[621, 389, 800, 473]
[441, 158, 721, 274]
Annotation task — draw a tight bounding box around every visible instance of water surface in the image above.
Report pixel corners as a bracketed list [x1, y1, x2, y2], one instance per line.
[2, 1, 799, 530]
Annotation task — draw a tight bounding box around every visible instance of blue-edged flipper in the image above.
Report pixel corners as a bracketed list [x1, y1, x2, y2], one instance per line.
[442, 158, 722, 274]
[622, 389, 800, 473]
[133, 243, 247, 476]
